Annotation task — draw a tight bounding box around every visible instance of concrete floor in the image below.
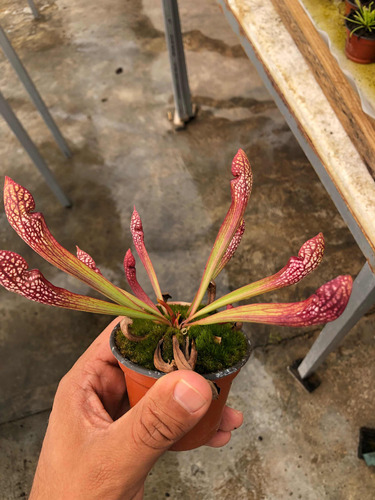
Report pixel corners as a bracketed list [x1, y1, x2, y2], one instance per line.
[0, 0, 374, 498]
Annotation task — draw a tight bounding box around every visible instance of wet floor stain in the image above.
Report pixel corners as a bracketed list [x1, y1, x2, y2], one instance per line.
[183, 30, 246, 58]
[0, 0, 65, 52]
[193, 95, 275, 113]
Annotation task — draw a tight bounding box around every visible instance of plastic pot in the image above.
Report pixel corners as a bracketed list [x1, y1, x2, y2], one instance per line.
[110, 322, 252, 451]
[345, 24, 375, 63]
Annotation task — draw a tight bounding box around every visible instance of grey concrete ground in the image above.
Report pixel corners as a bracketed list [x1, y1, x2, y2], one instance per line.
[0, 0, 374, 498]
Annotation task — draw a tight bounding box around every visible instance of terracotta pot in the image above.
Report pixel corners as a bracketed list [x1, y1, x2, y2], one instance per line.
[110, 322, 252, 451]
[345, 24, 375, 63]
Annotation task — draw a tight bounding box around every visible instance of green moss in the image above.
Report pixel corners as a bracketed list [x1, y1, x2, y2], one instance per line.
[115, 304, 248, 374]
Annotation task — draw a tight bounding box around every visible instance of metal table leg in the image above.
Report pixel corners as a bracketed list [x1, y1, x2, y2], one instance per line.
[161, 0, 195, 128]
[27, 0, 40, 19]
[0, 26, 71, 158]
[297, 262, 375, 379]
[0, 91, 71, 207]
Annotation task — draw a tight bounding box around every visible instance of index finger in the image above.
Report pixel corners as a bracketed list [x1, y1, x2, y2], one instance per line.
[79, 316, 124, 366]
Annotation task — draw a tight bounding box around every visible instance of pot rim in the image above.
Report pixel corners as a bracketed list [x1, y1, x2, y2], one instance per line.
[110, 322, 252, 381]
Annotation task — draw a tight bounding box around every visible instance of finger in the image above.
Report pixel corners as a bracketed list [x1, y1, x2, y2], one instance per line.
[77, 316, 124, 368]
[97, 371, 130, 421]
[108, 370, 212, 483]
[218, 406, 243, 432]
[132, 485, 144, 500]
[61, 317, 127, 422]
[205, 430, 232, 448]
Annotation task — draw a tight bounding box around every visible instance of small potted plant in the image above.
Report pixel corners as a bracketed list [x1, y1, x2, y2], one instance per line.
[344, 0, 375, 63]
[0, 149, 352, 450]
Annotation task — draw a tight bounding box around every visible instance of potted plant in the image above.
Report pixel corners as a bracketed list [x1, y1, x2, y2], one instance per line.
[0, 149, 353, 451]
[344, 0, 375, 63]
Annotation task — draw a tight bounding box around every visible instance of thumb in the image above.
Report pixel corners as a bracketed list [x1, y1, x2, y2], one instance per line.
[110, 370, 212, 471]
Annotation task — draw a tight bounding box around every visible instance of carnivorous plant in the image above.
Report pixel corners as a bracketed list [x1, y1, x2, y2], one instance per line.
[345, 0, 375, 36]
[0, 150, 352, 375]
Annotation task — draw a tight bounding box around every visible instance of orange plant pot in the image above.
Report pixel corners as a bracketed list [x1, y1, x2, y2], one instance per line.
[110, 322, 252, 451]
[345, 27, 375, 63]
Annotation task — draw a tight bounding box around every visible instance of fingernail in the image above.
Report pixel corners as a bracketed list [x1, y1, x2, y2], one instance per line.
[174, 379, 208, 414]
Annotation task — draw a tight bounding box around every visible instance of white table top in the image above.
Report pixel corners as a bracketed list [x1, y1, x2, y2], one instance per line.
[225, 0, 375, 254]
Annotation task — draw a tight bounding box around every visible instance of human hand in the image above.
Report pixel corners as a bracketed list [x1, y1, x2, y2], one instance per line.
[29, 318, 243, 500]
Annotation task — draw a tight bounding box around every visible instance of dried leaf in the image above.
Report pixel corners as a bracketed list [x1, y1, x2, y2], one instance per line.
[162, 293, 172, 302]
[207, 281, 216, 305]
[188, 338, 198, 370]
[173, 336, 192, 370]
[120, 317, 148, 342]
[153, 339, 177, 373]
[184, 336, 189, 358]
[233, 322, 243, 331]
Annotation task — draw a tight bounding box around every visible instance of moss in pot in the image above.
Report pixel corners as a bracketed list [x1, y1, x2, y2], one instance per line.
[110, 303, 252, 451]
[0, 149, 353, 450]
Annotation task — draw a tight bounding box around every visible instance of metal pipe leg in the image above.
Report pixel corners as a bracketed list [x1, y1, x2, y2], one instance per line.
[161, 0, 195, 127]
[298, 261, 375, 379]
[0, 26, 71, 158]
[0, 91, 71, 207]
[27, 0, 40, 19]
